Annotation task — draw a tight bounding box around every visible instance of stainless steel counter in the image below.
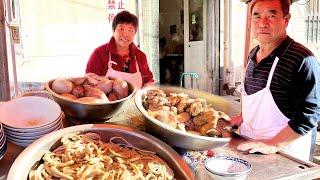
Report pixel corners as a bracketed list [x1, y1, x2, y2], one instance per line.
[212, 136, 320, 179]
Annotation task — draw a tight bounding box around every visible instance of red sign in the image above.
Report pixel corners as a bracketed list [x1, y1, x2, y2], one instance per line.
[107, 0, 126, 23]
[118, 0, 124, 9]
[107, 0, 116, 10]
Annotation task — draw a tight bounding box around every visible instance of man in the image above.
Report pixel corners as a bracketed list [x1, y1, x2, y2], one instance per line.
[230, 0, 320, 161]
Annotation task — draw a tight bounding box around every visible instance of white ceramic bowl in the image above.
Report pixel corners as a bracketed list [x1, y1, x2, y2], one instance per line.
[5, 122, 62, 140]
[204, 156, 252, 180]
[2, 111, 64, 134]
[4, 122, 62, 137]
[0, 96, 61, 129]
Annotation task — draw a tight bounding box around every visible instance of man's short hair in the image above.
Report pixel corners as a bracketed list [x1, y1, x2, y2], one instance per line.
[112, 11, 138, 32]
[250, 0, 291, 16]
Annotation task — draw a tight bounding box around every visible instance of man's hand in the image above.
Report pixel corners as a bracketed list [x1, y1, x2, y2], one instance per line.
[229, 114, 243, 128]
[237, 141, 279, 154]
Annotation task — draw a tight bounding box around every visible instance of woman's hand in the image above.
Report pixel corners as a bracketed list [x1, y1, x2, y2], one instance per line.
[237, 141, 279, 154]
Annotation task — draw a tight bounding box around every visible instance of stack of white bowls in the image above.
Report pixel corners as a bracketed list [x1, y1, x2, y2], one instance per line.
[0, 96, 64, 147]
[0, 122, 7, 160]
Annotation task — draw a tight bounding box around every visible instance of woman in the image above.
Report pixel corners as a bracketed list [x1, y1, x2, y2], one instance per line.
[86, 11, 155, 88]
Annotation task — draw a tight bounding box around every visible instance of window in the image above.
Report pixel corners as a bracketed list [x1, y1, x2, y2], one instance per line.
[288, 0, 320, 59]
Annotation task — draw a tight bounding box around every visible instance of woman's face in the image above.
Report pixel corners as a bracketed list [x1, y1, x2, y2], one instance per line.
[113, 23, 136, 49]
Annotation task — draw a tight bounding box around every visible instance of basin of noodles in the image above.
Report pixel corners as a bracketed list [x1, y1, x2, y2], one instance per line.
[29, 132, 174, 179]
[7, 124, 194, 180]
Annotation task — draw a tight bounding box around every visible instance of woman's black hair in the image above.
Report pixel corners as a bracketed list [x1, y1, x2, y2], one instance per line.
[112, 11, 138, 32]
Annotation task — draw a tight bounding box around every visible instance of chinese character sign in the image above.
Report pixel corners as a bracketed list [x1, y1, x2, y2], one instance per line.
[107, 0, 126, 23]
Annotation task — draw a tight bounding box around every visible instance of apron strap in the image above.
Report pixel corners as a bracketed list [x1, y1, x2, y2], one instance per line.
[241, 59, 252, 95]
[242, 59, 251, 82]
[266, 56, 279, 88]
[108, 52, 117, 69]
[134, 56, 140, 73]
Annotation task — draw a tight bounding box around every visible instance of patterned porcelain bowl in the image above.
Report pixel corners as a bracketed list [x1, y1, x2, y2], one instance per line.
[204, 156, 252, 180]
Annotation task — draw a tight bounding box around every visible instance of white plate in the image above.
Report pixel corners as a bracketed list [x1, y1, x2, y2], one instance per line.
[0, 96, 61, 129]
[2, 111, 64, 133]
[4, 121, 62, 138]
[7, 124, 63, 147]
[3, 117, 62, 133]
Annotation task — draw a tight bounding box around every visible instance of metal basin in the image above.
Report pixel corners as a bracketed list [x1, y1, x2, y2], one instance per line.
[7, 124, 194, 180]
[135, 86, 231, 150]
[45, 79, 136, 120]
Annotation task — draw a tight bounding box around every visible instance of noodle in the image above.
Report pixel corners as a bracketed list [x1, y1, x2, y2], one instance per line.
[29, 133, 174, 180]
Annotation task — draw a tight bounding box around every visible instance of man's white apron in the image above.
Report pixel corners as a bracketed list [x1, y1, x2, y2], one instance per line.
[106, 52, 143, 89]
[239, 56, 312, 161]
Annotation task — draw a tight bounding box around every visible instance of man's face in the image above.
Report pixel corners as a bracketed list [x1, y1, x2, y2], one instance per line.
[251, 0, 290, 44]
[113, 23, 136, 49]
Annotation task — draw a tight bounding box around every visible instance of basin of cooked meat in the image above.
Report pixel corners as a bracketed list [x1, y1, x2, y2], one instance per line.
[143, 88, 233, 138]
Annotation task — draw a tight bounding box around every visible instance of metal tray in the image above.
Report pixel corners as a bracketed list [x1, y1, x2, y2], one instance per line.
[7, 124, 194, 180]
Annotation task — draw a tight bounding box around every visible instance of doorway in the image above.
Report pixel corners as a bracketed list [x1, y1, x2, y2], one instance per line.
[183, 0, 207, 90]
[159, 0, 184, 86]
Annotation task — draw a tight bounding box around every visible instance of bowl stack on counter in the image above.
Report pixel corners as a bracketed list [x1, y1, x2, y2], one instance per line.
[0, 96, 63, 147]
[0, 122, 7, 160]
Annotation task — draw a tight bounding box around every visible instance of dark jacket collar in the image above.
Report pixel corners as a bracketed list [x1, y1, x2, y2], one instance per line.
[248, 35, 294, 61]
[105, 37, 139, 57]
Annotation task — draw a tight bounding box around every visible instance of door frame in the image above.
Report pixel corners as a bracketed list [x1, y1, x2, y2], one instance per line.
[183, 0, 220, 93]
[183, 0, 207, 90]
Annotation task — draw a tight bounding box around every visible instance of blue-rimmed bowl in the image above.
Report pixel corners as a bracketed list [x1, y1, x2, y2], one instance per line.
[204, 156, 252, 179]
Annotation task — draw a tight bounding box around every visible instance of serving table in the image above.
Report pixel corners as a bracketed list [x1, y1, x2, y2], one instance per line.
[1, 97, 320, 180]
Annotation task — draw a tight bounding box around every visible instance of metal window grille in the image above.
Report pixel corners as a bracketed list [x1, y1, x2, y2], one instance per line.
[305, 0, 320, 43]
